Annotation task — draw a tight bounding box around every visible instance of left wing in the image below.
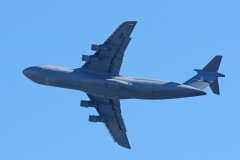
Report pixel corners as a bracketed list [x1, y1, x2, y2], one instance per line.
[85, 94, 131, 149]
[81, 21, 137, 75]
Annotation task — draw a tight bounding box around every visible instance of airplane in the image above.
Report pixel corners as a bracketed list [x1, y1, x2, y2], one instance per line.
[23, 21, 225, 149]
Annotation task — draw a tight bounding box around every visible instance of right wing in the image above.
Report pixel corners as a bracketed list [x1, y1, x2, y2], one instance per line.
[86, 94, 131, 149]
[81, 21, 137, 75]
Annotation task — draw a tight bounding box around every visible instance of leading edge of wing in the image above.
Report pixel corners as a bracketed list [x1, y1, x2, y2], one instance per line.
[87, 94, 131, 149]
[81, 21, 137, 76]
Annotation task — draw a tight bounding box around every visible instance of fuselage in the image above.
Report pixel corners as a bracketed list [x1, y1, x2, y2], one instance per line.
[23, 65, 206, 100]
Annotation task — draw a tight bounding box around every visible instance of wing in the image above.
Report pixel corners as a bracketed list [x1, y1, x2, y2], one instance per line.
[87, 94, 131, 149]
[81, 21, 137, 75]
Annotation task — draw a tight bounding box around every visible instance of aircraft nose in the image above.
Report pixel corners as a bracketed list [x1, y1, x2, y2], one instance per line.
[22, 67, 35, 80]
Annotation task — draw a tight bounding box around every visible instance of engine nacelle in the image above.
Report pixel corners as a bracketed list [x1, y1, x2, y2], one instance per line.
[82, 54, 99, 62]
[89, 115, 106, 123]
[91, 44, 108, 51]
[80, 100, 97, 108]
[91, 44, 120, 52]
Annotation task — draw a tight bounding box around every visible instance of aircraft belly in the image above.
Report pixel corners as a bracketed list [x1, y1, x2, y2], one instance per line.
[118, 84, 153, 99]
[80, 78, 121, 99]
[89, 87, 119, 99]
[152, 90, 190, 99]
[42, 70, 82, 90]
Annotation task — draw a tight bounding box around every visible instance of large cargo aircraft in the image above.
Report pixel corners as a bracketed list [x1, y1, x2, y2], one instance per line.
[23, 21, 225, 149]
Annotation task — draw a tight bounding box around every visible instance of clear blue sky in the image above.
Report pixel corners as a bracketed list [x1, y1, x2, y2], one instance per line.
[1, 1, 239, 159]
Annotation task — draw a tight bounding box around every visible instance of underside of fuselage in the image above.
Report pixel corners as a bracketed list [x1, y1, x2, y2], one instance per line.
[23, 65, 206, 100]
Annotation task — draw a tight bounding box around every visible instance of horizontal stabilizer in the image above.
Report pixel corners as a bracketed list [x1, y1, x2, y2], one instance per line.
[202, 55, 222, 72]
[184, 55, 224, 94]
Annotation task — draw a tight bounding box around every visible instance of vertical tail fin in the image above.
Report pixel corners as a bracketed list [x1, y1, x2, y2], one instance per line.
[209, 78, 220, 95]
[184, 56, 225, 95]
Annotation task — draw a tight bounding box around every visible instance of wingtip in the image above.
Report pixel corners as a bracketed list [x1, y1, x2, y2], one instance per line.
[124, 145, 131, 149]
[215, 55, 223, 60]
[122, 21, 137, 25]
[117, 142, 131, 149]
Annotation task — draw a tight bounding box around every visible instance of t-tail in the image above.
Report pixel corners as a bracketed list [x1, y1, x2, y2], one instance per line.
[184, 56, 225, 95]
